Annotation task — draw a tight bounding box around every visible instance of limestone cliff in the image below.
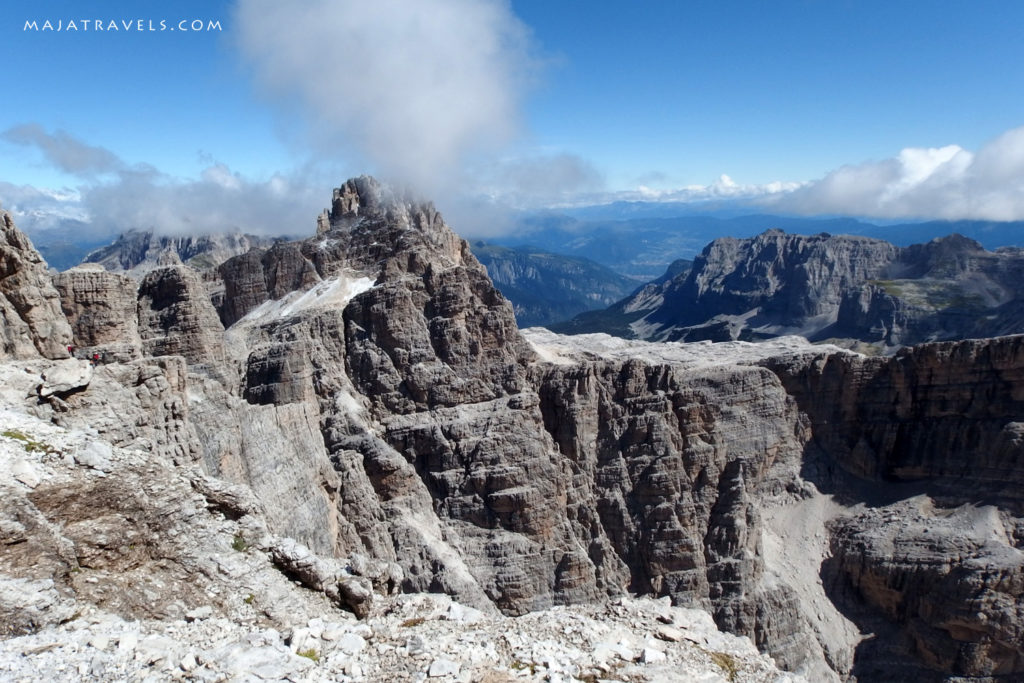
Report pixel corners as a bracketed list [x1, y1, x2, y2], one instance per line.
[764, 337, 1024, 679]
[3, 179, 1024, 682]
[0, 212, 72, 359]
[54, 265, 142, 362]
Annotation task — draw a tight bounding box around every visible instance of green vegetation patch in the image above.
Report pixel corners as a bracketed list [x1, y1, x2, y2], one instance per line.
[296, 648, 319, 663]
[510, 660, 537, 674]
[870, 279, 904, 297]
[2, 429, 58, 455]
[869, 279, 986, 311]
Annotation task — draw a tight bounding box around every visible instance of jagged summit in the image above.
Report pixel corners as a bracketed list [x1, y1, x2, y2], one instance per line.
[308, 176, 468, 279]
[328, 175, 400, 221]
[318, 176, 442, 232]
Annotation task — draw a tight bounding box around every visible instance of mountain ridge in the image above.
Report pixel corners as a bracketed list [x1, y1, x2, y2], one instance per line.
[1, 179, 1023, 680]
[556, 229, 1024, 351]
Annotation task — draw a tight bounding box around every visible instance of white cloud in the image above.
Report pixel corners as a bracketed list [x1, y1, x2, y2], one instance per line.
[772, 126, 1024, 220]
[0, 125, 330, 240]
[2, 124, 123, 178]
[608, 175, 804, 205]
[475, 153, 606, 205]
[0, 182, 88, 232]
[80, 164, 324, 237]
[233, 0, 536, 198]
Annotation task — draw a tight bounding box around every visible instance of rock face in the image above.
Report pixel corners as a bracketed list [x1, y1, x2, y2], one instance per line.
[764, 337, 1024, 678]
[217, 242, 321, 327]
[765, 336, 1024, 506]
[137, 265, 226, 367]
[532, 358, 823, 671]
[0, 212, 72, 359]
[825, 500, 1024, 681]
[610, 230, 899, 343]
[3, 177, 1024, 682]
[54, 265, 142, 362]
[563, 229, 1024, 351]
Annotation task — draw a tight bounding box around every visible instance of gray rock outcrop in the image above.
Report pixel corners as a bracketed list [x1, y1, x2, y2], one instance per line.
[54, 265, 142, 361]
[0, 212, 72, 359]
[217, 242, 321, 327]
[137, 265, 226, 367]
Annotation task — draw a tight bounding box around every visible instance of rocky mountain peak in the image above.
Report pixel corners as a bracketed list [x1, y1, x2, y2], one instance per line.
[326, 175, 438, 231]
[328, 175, 390, 219]
[2, 211, 35, 254]
[309, 176, 468, 279]
[899, 232, 987, 278]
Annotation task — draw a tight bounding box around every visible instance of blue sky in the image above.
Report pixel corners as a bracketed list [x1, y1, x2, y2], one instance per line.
[2, 0, 1024, 240]
[515, 1, 1024, 185]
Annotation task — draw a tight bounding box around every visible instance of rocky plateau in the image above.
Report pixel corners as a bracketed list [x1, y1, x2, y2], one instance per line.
[1, 177, 1022, 682]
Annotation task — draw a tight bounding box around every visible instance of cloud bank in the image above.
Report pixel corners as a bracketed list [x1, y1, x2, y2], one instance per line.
[625, 174, 803, 205]
[771, 126, 1024, 221]
[7, 121, 1024, 249]
[233, 0, 535, 197]
[0, 125, 327, 240]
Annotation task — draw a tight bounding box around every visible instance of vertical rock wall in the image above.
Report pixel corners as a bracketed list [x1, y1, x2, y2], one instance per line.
[0, 212, 72, 359]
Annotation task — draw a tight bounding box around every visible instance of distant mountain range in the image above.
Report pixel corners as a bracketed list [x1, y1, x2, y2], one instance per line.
[469, 242, 638, 327]
[82, 229, 275, 275]
[29, 203, 1024, 279]
[491, 211, 1024, 281]
[553, 229, 1024, 352]
[29, 208, 1024, 342]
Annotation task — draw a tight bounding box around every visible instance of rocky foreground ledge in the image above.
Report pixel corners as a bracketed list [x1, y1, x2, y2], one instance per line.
[2, 592, 796, 683]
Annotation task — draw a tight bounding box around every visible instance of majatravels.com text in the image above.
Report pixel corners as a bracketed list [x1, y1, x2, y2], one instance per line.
[24, 19, 222, 32]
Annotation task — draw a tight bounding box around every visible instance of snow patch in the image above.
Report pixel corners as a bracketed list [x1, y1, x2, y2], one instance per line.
[238, 275, 376, 326]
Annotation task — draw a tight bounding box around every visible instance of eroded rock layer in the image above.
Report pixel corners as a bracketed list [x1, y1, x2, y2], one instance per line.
[3, 181, 1024, 682]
